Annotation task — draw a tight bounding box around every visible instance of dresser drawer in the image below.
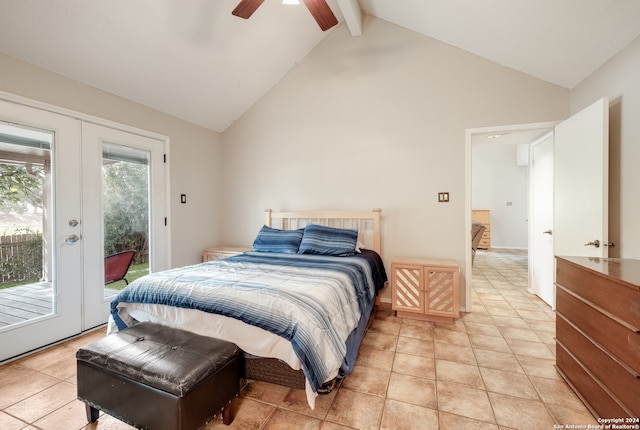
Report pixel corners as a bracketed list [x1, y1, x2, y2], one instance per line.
[556, 315, 640, 416]
[557, 286, 640, 374]
[557, 260, 640, 329]
[556, 343, 632, 418]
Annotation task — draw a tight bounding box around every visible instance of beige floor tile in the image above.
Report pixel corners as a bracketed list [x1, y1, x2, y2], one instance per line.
[240, 379, 291, 405]
[33, 399, 92, 430]
[434, 327, 471, 347]
[435, 360, 484, 389]
[529, 375, 588, 411]
[340, 366, 389, 397]
[505, 339, 555, 360]
[395, 336, 434, 357]
[387, 372, 437, 409]
[434, 319, 467, 332]
[461, 312, 495, 326]
[355, 345, 395, 371]
[474, 349, 524, 374]
[392, 352, 436, 379]
[0, 410, 28, 430]
[83, 412, 137, 429]
[325, 388, 384, 430]
[367, 319, 402, 336]
[361, 331, 398, 352]
[4, 380, 76, 423]
[205, 397, 275, 429]
[399, 323, 434, 341]
[490, 316, 531, 329]
[488, 392, 556, 430]
[498, 326, 542, 342]
[479, 367, 538, 399]
[468, 333, 512, 354]
[279, 386, 336, 420]
[380, 399, 438, 430]
[262, 408, 322, 430]
[0, 364, 35, 387]
[464, 321, 503, 337]
[515, 355, 560, 380]
[546, 403, 599, 426]
[434, 341, 477, 365]
[438, 411, 499, 430]
[436, 381, 495, 423]
[515, 309, 553, 321]
[0, 371, 59, 409]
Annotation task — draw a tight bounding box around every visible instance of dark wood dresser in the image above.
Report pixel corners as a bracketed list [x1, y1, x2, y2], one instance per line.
[555, 256, 640, 419]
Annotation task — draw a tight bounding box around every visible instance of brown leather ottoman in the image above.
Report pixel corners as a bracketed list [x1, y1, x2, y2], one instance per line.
[76, 322, 240, 429]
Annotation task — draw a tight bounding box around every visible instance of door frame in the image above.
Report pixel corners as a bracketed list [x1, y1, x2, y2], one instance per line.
[464, 121, 559, 312]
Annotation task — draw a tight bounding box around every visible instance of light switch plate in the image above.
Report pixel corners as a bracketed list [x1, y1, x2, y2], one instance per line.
[438, 192, 449, 202]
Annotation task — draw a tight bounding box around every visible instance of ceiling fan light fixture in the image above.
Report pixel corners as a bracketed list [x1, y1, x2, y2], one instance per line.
[282, 0, 300, 4]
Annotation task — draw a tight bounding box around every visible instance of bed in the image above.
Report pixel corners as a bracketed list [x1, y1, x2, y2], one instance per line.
[108, 208, 387, 409]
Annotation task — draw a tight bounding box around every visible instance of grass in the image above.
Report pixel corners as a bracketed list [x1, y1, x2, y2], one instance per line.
[0, 262, 150, 291]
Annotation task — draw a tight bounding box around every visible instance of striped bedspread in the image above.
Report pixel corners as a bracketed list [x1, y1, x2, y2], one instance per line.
[110, 252, 379, 392]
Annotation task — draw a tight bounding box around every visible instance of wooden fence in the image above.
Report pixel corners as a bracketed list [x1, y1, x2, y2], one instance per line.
[0, 233, 43, 283]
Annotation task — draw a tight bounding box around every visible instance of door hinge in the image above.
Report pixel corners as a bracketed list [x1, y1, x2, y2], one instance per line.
[164, 154, 167, 163]
[164, 217, 167, 226]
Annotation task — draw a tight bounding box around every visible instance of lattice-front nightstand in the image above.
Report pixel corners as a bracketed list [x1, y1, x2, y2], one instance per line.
[391, 257, 459, 323]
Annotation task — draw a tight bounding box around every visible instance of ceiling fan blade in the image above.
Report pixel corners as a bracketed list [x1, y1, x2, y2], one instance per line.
[232, 0, 265, 19]
[302, 0, 338, 31]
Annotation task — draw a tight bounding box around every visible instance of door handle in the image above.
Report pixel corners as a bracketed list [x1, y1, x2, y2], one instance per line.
[584, 239, 600, 248]
[542, 230, 552, 235]
[65, 234, 81, 243]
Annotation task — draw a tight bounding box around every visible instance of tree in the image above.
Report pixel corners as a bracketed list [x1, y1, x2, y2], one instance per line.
[0, 163, 44, 213]
[102, 161, 149, 263]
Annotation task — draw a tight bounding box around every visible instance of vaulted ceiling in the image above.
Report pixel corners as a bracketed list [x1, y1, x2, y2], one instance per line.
[1, 0, 639, 132]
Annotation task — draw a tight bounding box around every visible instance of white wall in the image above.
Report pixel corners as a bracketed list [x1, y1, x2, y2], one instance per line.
[0, 53, 224, 267]
[472, 141, 529, 249]
[571, 35, 640, 259]
[221, 17, 569, 307]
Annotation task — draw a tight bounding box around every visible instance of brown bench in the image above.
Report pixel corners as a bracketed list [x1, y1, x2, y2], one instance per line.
[76, 322, 240, 429]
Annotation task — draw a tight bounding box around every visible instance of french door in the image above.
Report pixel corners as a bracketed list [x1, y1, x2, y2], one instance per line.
[81, 123, 168, 329]
[0, 99, 169, 361]
[0, 99, 83, 361]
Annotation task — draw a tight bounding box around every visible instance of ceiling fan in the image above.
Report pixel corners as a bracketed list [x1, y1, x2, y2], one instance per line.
[232, 0, 339, 31]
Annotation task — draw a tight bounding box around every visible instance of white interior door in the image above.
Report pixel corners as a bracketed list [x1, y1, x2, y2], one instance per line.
[554, 98, 609, 258]
[0, 99, 82, 361]
[529, 134, 554, 307]
[81, 123, 168, 329]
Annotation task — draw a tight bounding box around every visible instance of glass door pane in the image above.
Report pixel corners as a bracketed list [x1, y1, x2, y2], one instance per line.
[102, 143, 150, 297]
[0, 123, 53, 328]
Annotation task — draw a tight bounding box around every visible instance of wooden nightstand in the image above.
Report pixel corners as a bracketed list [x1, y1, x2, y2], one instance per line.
[202, 246, 252, 262]
[391, 257, 460, 323]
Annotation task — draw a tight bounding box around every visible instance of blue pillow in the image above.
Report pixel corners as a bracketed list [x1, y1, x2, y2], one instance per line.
[298, 224, 358, 256]
[252, 226, 304, 254]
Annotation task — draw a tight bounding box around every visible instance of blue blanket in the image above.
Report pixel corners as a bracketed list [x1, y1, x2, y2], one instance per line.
[111, 251, 385, 392]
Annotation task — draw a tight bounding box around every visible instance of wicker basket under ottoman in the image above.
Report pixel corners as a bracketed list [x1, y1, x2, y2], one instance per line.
[76, 322, 240, 429]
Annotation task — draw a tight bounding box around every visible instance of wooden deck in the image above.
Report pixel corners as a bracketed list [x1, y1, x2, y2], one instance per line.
[0, 282, 53, 327]
[0, 283, 120, 328]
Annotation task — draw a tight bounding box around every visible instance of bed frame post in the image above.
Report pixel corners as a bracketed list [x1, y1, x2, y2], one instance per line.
[372, 208, 381, 255]
[264, 209, 273, 227]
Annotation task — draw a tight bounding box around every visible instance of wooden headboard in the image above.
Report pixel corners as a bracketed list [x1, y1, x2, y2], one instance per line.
[264, 209, 382, 255]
